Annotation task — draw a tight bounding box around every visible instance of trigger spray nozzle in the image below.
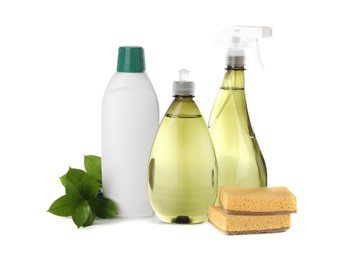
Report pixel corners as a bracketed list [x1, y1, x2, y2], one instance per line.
[215, 26, 272, 68]
[173, 69, 195, 96]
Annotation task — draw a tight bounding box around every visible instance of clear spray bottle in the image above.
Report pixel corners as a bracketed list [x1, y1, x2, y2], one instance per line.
[208, 26, 272, 204]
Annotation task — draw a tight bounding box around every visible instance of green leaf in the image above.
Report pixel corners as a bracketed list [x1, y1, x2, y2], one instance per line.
[66, 167, 87, 186]
[84, 155, 102, 186]
[78, 175, 99, 200]
[93, 196, 117, 219]
[60, 167, 85, 188]
[48, 195, 75, 216]
[66, 182, 82, 202]
[72, 201, 91, 228]
[59, 173, 68, 187]
[83, 206, 96, 227]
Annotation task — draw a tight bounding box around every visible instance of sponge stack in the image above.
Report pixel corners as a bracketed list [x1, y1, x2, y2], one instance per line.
[208, 187, 297, 235]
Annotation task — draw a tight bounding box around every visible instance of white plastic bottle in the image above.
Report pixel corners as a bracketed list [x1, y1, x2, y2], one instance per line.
[102, 46, 159, 217]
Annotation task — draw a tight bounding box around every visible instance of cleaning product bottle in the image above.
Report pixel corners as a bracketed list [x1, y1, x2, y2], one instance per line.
[209, 26, 272, 204]
[149, 69, 217, 224]
[102, 46, 159, 217]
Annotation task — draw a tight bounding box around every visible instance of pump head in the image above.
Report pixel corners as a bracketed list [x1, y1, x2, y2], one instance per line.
[215, 26, 272, 68]
[173, 69, 195, 96]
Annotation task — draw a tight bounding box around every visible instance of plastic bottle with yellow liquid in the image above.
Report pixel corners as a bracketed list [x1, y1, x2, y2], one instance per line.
[149, 69, 218, 223]
[209, 26, 272, 204]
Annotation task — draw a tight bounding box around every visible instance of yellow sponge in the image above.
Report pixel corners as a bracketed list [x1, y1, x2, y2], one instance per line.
[220, 186, 297, 215]
[208, 206, 291, 235]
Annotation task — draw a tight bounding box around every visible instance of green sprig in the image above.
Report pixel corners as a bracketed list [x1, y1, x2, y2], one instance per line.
[48, 155, 117, 228]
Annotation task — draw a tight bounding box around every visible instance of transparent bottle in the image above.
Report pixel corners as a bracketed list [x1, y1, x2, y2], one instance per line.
[209, 66, 267, 204]
[149, 70, 217, 223]
[209, 26, 271, 204]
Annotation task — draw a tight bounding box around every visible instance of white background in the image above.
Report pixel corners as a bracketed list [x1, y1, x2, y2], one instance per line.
[1, 0, 342, 259]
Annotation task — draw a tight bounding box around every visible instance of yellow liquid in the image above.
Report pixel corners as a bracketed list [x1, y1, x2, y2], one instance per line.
[209, 69, 267, 205]
[149, 97, 218, 223]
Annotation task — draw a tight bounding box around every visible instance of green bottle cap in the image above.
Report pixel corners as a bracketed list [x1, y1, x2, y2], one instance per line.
[117, 46, 146, 73]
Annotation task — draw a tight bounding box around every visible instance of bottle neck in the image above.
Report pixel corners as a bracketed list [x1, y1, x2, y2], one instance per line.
[166, 96, 201, 118]
[221, 66, 245, 90]
[173, 95, 194, 100]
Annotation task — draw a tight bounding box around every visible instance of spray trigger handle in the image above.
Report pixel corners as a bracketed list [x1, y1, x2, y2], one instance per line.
[250, 39, 264, 68]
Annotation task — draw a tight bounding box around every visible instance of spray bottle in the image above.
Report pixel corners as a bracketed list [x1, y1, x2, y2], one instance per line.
[208, 26, 272, 204]
[149, 69, 217, 223]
